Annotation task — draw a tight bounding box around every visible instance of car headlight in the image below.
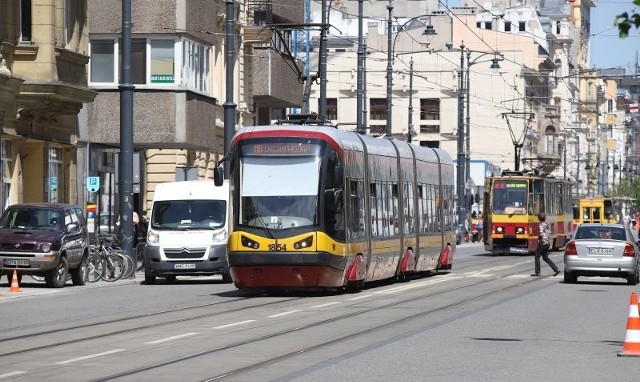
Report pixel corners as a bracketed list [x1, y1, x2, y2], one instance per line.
[212, 229, 227, 243]
[40, 243, 52, 252]
[147, 231, 159, 244]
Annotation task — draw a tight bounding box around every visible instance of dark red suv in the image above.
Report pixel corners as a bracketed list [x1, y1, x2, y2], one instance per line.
[0, 203, 90, 288]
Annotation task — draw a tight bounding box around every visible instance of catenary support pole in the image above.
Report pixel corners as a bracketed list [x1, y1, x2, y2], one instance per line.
[119, 0, 135, 274]
[224, 0, 236, 180]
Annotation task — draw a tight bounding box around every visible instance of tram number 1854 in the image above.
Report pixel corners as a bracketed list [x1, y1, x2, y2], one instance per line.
[269, 243, 287, 252]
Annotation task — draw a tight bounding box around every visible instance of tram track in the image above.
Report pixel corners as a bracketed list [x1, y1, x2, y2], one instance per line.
[0, 248, 540, 361]
[93, 262, 550, 381]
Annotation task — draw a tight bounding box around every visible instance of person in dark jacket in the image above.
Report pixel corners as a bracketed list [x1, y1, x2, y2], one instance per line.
[532, 213, 560, 277]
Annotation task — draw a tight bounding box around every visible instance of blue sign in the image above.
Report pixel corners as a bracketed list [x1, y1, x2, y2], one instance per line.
[87, 176, 100, 193]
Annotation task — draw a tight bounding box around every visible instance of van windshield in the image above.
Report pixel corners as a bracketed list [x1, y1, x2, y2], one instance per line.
[150, 200, 226, 230]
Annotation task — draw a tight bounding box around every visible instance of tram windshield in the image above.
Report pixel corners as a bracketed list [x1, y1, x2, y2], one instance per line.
[492, 180, 528, 215]
[238, 155, 320, 230]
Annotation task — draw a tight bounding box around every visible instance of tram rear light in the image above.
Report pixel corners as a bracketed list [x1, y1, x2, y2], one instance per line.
[623, 244, 636, 257]
[565, 242, 577, 256]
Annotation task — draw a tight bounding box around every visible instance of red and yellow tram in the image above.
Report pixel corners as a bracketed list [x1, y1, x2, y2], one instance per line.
[215, 123, 456, 291]
[483, 171, 573, 255]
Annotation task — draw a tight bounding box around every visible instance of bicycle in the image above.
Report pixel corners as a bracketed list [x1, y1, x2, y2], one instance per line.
[87, 235, 126, 282]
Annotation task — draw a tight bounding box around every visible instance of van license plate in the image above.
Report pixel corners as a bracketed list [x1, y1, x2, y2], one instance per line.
[3, 259, 30, 267]
[174, 263, 196, 269]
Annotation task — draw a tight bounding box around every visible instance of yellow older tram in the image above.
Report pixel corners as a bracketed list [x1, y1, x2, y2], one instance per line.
[214, 123, 456, 291]
[483, 171, 573, 255]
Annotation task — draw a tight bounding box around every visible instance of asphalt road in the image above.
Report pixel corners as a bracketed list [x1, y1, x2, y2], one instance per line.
[0, 243, 638, 382]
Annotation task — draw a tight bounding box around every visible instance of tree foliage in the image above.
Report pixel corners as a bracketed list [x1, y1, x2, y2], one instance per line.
[616, 0, 640, 37]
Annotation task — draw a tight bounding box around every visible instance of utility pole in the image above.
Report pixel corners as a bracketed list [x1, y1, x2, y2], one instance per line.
[456, 42, 466, 235]
[357, 0, 365, 133]
[385, 0, 393, 136]
[319, 0, 328, 119]
[408, 57, 414, 143]
[223, 0, 236, 179]
[119, 0, 135, 273]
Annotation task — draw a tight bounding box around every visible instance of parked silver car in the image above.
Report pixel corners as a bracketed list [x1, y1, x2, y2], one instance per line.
[564, 223, 640, 285]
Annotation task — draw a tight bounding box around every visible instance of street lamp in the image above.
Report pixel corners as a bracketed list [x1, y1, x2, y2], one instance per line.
[464, 49, 503, 208]
[384, 4, 436, 138]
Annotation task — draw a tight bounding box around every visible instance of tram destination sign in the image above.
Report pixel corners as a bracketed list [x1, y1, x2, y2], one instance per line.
[494, 181, 527, 189]
[242, 142, 321, 156]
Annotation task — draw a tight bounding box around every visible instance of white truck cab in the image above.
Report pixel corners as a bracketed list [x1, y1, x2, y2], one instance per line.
[143, 180, 231, 284]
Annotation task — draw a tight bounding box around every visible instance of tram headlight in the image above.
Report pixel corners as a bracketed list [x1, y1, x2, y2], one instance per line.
[495, 226, 504, 234]
[241, 235, 260, 249]
[515, 227, 525, 234]
[294, 236, 313, 250]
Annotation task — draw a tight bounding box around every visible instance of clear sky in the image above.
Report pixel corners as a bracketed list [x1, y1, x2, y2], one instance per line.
[590, 1, 640, 72]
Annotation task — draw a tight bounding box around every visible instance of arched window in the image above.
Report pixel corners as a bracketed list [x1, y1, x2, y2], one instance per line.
[545, 126, 556, 155]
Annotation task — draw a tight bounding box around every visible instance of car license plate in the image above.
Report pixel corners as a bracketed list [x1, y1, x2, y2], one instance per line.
[3, 258, 30, 267]
[588, 247, 613, 256]
[174, 263, 196, 270]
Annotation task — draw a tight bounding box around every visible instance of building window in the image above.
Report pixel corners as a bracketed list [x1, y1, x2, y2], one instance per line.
[21, 0, 32, 42]
[327, 98, 338, 120]
[370, 98, 387, 120]
[420, 125, 440, 133]
[420, 141, 439, 148]
[607, 99, 613, 112]
[504, 21, 511, 32]
[150, 39, 175, 84]
[420, 99, 440, 120]
[1, 140, 11, 211]
[476, 22, 481, 28]
[545, 126, 556, 155]
[90, 37, 208, 93]
[519, 22, 526, 32]
[485, 22, 492, 30]
[369, 125, 386, 135]
[47, 147, 64, 203]
[90, 40, 115, 83]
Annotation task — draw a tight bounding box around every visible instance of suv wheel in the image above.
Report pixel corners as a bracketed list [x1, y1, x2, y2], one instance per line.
[45, 257, 68, 288]
[71, 256, 88, 286]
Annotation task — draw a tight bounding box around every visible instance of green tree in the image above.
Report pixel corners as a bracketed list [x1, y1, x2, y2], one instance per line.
[616, 0, 640, 37]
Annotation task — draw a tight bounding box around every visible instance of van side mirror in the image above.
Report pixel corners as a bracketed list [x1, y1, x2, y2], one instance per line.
[213, 167, 224, 186]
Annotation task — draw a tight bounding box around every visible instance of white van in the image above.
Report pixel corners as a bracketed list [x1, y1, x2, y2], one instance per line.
[143, 180, 231, 284]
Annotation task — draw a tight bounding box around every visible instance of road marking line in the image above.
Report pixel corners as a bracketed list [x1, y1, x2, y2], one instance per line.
[347, 294, 373, 300]
[213, 320, 256, 329]
[56, 349, 125, 365]
[311, 301, 340, 308]
[268, 310, 301, 318]
[0, 371, 27, 379]
[145, 332, 198, 344]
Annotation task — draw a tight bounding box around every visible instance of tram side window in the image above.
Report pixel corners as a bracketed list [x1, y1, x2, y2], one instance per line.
[404, 182, 414, 234]
[428, 185, 436, 232]
[381, 183, 391, 237]
[348, 180, 364, 238]
[370, 183, 378, 237]
[418, 184, 425, 233]
[392, 183, 399, 236]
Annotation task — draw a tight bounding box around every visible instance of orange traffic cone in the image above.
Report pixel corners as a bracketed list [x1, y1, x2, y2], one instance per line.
[618, 291, 640, 357]
[8, 269, 21, 293]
